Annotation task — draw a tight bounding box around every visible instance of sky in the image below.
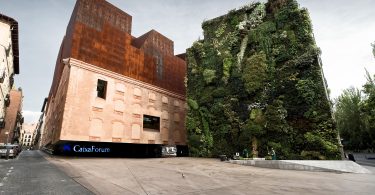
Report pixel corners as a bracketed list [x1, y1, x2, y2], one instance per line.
[0, 0, 374, 123]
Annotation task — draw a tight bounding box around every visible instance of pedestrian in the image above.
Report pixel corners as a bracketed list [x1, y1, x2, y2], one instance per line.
[242, 148, 249, 158]
[5, 147, 10, 160]
[271, 148, 276, 160]
[348, 153, 356, 162]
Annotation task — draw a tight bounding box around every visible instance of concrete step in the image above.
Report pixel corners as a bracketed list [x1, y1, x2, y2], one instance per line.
[228, 160, 371, 174]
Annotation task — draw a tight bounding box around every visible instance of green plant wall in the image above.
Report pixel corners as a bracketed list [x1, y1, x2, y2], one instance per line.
[186, 0, 341, 159]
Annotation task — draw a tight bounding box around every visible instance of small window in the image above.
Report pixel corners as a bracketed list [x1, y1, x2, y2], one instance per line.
[143, 115, 160, 131]
[97, 79, 107, 99]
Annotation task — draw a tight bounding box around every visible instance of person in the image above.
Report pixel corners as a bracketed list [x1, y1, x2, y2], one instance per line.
[242, 148, 249, 158]
[271, 148, 276, 160]
[348, 153, 356, 162]
[5, 147, 10, 160]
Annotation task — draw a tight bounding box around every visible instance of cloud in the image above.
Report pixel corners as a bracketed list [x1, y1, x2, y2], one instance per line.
[22, 111, 42, 124]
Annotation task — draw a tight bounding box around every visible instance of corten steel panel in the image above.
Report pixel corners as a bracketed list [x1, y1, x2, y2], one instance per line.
[134, 30, 174, 56]
[50, 0, 186, 98]
[75, 0, 132, 34]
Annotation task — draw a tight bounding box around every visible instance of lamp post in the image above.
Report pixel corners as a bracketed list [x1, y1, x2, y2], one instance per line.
[5, 131, 9, 144]
[5, 131, 9, 160]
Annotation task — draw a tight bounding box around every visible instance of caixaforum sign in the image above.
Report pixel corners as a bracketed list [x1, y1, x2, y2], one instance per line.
[62, 144, 110, 153]
[73, 145, 110, 153]
[55, 141, 188, 157]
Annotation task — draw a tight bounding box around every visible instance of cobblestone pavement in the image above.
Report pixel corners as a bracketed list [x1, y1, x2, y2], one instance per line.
[47, 155, 375, 195]
[0, 150, 92, 195]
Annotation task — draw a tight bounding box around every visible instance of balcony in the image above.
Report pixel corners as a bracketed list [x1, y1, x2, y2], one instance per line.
[0, 118, 5, 128]
[5, 94, 10, 107]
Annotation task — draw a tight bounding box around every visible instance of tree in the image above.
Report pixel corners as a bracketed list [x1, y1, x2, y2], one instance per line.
[361, 70, 375, 150]
[335, 87, 367, 150]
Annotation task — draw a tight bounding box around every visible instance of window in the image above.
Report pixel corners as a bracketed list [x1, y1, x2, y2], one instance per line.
[143, 115, 160, 131]
[29, 135, 31, 138]
[97, 79, 107, 99]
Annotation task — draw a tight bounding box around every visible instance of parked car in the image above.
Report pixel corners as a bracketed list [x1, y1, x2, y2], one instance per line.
[11, 144, 21, 156]
[0, 145, 17, 158]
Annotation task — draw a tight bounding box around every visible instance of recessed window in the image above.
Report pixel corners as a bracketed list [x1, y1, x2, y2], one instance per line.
[97, 79, 107, 99]
[143, 115, 160, 131]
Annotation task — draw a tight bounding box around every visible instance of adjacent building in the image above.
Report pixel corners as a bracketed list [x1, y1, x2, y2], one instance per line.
[21, 123, 36, 147]
[43, 0, 187, 156]
[0, 89, 23, 144]
[0, 14, 20, 134]
[33, 98, 48, 149]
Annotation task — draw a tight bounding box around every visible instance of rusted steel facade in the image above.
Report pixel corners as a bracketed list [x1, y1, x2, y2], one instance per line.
[51, 0, 186, 98]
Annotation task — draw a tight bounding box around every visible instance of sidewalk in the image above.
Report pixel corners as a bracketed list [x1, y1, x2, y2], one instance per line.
[0, 150, 93, 195]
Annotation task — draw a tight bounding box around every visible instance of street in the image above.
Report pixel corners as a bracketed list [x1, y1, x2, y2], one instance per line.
[1, 150, 375, 194]
[0, 150, 92, 195]
[353, 153, 375, 167]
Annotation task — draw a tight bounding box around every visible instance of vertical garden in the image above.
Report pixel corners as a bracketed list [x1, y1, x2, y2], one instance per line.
[186, 0, 341, 160]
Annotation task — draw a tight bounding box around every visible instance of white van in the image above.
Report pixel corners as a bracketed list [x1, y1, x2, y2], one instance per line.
[161, 146, 177, 157]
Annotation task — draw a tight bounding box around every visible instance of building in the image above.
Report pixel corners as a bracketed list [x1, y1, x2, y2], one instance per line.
[33, 98, 48, 149]
[21, 123, 36, 148]
[43, 0, 187, 156]
[0, 13, 19, 134]
[0, 89, 23, 145]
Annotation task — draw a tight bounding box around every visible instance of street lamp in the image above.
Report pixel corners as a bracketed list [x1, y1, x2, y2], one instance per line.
[5, 131, 9, 144]
[4, 131, 9, 160]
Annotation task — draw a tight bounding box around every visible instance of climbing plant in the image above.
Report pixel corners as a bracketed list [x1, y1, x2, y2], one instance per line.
[186, 0, 341, 159]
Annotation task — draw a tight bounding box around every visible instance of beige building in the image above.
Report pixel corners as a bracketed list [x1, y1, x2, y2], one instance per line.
[33, 98, 47, 149]
[21, 123, 36, 147]
[0, 14, 19, 132]
[46, 58, 186, 145]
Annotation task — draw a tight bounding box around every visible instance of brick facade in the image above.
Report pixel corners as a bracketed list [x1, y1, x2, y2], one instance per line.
[0, 89, 22, 144]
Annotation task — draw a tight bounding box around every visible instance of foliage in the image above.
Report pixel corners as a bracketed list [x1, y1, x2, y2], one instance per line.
[202, 69, 216, 84]
[334, 88, 365, 149]
[334, 70, 375, 151]
[186, 0, 340, 159]
[362, 70, 375, 150]
[242, 52, 267, 94]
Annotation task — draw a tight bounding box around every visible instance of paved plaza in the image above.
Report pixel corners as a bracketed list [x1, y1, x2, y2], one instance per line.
[47, 152, 375, 195]
[1, 150, 375, 194]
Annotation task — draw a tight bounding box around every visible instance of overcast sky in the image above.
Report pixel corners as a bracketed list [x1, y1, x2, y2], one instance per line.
[0, 0, 374, 123]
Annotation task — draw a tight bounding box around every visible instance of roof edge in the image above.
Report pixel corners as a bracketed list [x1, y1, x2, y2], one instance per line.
[0, 13, 19, 74]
